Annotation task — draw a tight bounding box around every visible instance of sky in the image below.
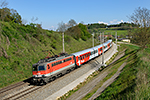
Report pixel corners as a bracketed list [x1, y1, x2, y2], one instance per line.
[5, 0, 150, 30]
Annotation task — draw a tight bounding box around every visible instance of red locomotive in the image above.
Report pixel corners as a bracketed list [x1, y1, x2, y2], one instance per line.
[32, 40, 112, 84]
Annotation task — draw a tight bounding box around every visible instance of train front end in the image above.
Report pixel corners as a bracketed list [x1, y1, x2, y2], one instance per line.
[32, 63, 49, 84]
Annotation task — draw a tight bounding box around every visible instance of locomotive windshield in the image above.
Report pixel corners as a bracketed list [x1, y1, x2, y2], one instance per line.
[38, 65, 46, 71]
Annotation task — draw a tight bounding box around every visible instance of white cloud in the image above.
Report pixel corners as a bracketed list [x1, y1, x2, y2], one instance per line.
[109, 19, 118, 24]
[109, 19, 130, 25]
[98, 21, 108, 25]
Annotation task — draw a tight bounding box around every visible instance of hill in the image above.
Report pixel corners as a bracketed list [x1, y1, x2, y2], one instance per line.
[0, 21, 95, 88]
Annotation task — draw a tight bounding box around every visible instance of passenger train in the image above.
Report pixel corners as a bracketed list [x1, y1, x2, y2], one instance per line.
[32, 40, 112, 84]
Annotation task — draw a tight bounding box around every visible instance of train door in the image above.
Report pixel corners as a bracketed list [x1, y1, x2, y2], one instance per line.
[90, 49, 95, 59]
[95, 49, 99, 57]
[99, 47, 103, 55]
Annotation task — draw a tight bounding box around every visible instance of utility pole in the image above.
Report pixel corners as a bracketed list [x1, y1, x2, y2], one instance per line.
[116, 31, 117, 44]
[99, 33, 101, 44]
[102, 32, 104, 65]
[100, 32, 101, 44]
[92, 33, 94, 47]
[62, 32, 65, 53]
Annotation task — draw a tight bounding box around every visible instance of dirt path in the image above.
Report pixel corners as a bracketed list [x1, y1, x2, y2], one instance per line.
[67, 49, 126, 100]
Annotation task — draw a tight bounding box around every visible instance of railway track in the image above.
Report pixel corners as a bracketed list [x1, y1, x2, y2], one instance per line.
[3, 86, 41, 100]
[0, 82, 25, 95]
[0, 77, 35, 100]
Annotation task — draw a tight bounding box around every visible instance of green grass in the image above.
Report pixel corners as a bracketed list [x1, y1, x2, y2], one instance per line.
[105, 30, 128, 36]
[0, 21, 99, 88]
[96, 44, 150, 100]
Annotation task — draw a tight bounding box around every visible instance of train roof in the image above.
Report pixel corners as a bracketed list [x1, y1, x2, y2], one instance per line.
[71, 47, 94, 56]
[71, 40, 112, 56]
[33, 54, 73, 67]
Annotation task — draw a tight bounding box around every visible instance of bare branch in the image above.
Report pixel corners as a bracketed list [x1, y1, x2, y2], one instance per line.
[57, 21, 68, 32]
[31, 17, 38, 22]
[0, 0, 8, 8]
[129, 7, 150, 27]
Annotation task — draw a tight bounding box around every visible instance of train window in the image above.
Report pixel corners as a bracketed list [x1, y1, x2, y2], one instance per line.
[38, 66, 45, 71]
[83, 56, 84, 59]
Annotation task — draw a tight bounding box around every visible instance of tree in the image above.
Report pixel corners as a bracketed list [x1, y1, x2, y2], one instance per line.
[36, 23, 42, 29]
[129, 7, 150, 27]
[68, 19, 77, 28]
[0, 7, 22, 24]
[57, 21, 68, 33]
[128, 7, 150, 48]
[66, 25, 81, 40]
[78, 23, 91, 40]
[31, 17, 38, 23]
[0, 0, 8, 21]
[10, 9, 22, 24]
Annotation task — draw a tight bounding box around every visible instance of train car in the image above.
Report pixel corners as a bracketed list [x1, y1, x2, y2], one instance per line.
[71, 40, 112, 67]
[32, 39, 112, 84]
[70, 48, 94, 66]
[103, 40, 112, 52]
[32, 55, 75, 84]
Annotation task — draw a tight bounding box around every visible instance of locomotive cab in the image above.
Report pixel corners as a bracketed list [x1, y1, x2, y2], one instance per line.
[32, 63, 49, 84]
[32, 65, 46, 77]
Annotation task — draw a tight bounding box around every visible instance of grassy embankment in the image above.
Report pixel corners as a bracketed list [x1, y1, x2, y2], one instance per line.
[0, 21, 98, 88]
[96, 44, 150, 100]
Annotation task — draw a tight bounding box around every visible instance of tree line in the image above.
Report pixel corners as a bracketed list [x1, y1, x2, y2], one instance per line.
[57, 19, 91, 41]
[87, 22, 137, 30]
